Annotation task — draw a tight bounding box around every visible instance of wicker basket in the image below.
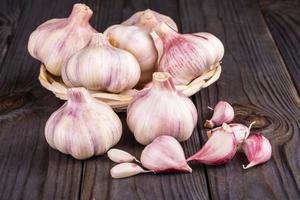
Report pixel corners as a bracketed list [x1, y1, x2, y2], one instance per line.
[39, 62, 222, 112]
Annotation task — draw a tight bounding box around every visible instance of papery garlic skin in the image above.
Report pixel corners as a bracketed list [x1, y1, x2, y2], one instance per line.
[28, 4, 97, 76]
[45, 88, 122, 160]
[152, 22, 224, 85]
[104, 25, 157, 84]
[110, 163, 148, 179]
[141, 136, 192, 173]
[61, 33, 141, 93]
[187, 124, 237, 165]
[107, 148, 139, 163]
[127, 72, 198, 145]
[122, 9, 178, 33]
[242, 133, 272, 169]
[204, 101, 234, 128]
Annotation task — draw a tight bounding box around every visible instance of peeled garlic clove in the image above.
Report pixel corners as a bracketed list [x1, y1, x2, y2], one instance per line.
[61, 33, 141, 93]
[104, 25, 157, 84]
[122, 9, 178, 33]
[28, 4, 96, 76]
[107, 148, 140, 163]
[151, 22, 224, 85]
[242, 133, 272, 169]
[127, 72, 198, 145]
[141, 135, 192, 173]
[110, 163, 149, 179]
[204, 101, 234, 128]
[187, 123, 237, 165]
[45, 87, 122, 160]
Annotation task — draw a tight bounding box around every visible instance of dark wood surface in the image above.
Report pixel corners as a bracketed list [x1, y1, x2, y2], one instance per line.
[0, 0, 299, 199]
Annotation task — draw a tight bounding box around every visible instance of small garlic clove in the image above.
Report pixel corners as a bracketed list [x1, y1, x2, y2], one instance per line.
[204, 101, 234, 128]
[107, 148, 140, 163]
[110, 163, 149, 179]
[187, 123, 237, 165]
[242, 133, 272, 169]
[141, 135, 192, 173]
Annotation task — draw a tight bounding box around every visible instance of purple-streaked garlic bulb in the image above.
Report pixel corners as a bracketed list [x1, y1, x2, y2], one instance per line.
[151, 22, 224, 85]
[122, 9, 178, 33]
[204, 101, 234, 128]
[61, 33, 141, 93]
[28, 4, 97, 76]
[45, 87, 122, 160]
[242, 133, 272, 169]
[141, 136, 192, 173]
[127, 72, 198, 145]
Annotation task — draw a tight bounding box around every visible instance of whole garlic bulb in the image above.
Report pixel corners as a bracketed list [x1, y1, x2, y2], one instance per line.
[45, 87, 122, 159]
[28, 4, 97, 76]
[127, 72, 198, 145]
[61, 33, 141, 93]
[104, 25, 157, 84]
[151, 22, 224, 85]
[122, 9, 178, 33]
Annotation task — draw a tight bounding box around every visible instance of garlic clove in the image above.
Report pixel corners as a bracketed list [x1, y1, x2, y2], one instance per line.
[242, 133, 272, 169]
[61, 33, 141, 93]
[28, 4, 97, 76]
[107, 148, 140, 163]
[187, 123, 237, 165]
[110, 163, 149, 179]
[204, 101, 234, 128]
[141, 135, 192, 173]
[127, 72, 198, 145]
[45, 87, 122, 160]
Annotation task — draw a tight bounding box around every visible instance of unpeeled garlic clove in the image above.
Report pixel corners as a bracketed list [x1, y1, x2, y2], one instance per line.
[141, 135, 192, 173]
[61, 33, 141, 93]
[110, 163, 149, 179]
[242, 133, 272, 169]
[28, 4, 97, 76]
[127, 72, 198, 145]
[107, 148, 140, 163]
[122, 9, 178, 33]
[45, 87, 122, 160]
[151, 22, 224, 85]
[204, 101, 234, 128]
[187, 123, 237, 165]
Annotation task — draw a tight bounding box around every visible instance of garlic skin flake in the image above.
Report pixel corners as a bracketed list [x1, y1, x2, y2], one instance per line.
[151, 22, 224, 85]
[141, 136, 192, 173]
[204, 101, 234, 128]
[45, 88, 122, 160]
[242, 133, 272, 169]
[127, 72, 198, 145]
[28, 4, 97, 76]
[110, 163, 148, 179]
[107, 148, 140, 163]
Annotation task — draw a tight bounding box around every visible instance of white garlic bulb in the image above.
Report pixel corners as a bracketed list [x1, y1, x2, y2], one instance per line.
[127, 72, 198, 145]
[104, 25, 157, 84]
[45, 87, 122, 160]
[122, 9, 178, 33]
[28, 4, 97, 76]
[151, 22, 224, 85]
[61, 33, 141, 93]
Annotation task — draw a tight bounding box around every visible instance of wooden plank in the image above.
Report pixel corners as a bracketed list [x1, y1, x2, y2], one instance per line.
[80, 0, 210, 199]
[178, 0, 300, 199]
[260, 0, 300, 93]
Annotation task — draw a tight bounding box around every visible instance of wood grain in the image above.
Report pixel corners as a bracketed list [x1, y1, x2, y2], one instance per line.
[178, 0, 300, 199]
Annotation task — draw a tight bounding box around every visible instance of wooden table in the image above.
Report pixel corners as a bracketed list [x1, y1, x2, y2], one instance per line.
[0, 0, 299, 199]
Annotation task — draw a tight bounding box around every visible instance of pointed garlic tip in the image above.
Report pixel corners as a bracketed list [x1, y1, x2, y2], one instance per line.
[205, 101, 234, 128]
[140, 136, 192, 173]
[69, 3, 93, 24]
[89, 33, 110, 47]
[153, 22, 177, 39]
[107, 148, 140, 163]
[187, 126, 237, 165]
[67, 87, 91, 104]
[242, 133, 272, 169]
[152, 72, 176, 91]
[110, 163, 149, 179]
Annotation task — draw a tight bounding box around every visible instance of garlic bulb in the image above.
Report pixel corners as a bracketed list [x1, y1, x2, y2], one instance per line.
[28, 4, 97, 76]
[122, 9, 178, 33]
[61, 33, 141, 93]
[151, 22, 224, 84]
[204, 101, 234, 128]
[104, 25, 157, 84]
[141, 135, 192, 173]
[45, 87, 122, 159]
[127, 72, 198, 145]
